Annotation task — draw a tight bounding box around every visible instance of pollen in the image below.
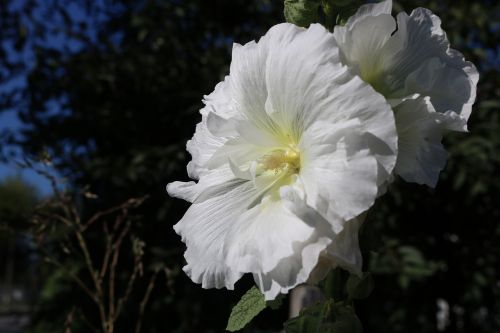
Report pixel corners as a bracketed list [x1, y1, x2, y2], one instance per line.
[260, 148, 300, 174]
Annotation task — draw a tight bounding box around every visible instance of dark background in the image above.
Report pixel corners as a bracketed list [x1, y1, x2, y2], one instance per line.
[0, 0, 499, 332]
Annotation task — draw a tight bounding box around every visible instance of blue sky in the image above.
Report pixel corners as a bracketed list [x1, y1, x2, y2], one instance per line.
[0, 111, 53, 196]
[0, 0, 107, 197]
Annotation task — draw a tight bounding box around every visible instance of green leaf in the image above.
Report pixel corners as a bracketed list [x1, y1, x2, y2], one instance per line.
[284, 301, 331, 333]
[284, 0, 321, 27]
[346, 273, 374, 300]
[327, 309, 363, 333]
[284, 300, 363, 333]
[320, 267, 348, 301]
[226, 286, 267, 332]
[267, 294, 284, 310]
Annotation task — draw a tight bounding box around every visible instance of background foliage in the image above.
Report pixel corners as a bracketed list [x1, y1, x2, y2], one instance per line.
[0, 0, 499, 332]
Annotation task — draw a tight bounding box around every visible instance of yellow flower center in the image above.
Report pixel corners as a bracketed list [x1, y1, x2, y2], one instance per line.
[359, 63, 391, 96]
[259, 148, 300, 175]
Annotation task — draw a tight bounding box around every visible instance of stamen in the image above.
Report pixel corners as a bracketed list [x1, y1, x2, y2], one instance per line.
[260, 148, 300, 174]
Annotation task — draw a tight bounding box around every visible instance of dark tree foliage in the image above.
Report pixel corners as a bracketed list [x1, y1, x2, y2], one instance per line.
[0, 177, 39, 307]
[0, 0, 499, 332]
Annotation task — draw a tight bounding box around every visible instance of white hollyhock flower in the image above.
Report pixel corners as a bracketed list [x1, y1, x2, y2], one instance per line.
[334, 0, 479, 187]
[167, 23, 397, 300]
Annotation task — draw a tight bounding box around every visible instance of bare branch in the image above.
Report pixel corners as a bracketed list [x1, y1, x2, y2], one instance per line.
[114, 237, 145, 321]
[64, 308, 75, 333]
[24, 158, 150, 333]
[134, 271, 159, 333]
[40, 253, 98, 304]
[108, 221, 132, 331]
[83, 196, 148, 231]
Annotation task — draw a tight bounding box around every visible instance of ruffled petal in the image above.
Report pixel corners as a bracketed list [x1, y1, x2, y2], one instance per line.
[334, 3, 478, 122]
[166, 181, 198, 203]
[223, 194, 316, 275]
[343, 0, 392, 27]
[186, 78, 234, 179]
[172, 177, 254, 289]
[263, 23, 342, 142]
[251, 186, 365, 300]
[206, 137, 269, 172]
[229, 36, 275, 136]
[253, 234, 332, 300]
[300, 126, 378, 222]
[393, 9, 478, 119]
[245, 182, 331, 299]
[167, 165, 237, 202]
[334, 14, 396, 91]
[323, 215, 364, 276]
[309, 75, 397, 186]
[393, 97, 465, 187]
[298, 75, 396, 220]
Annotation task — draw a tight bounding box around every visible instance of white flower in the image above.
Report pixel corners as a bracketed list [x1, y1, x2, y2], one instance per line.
[333, 0, 479, 187]
[167, 23, 397, 300]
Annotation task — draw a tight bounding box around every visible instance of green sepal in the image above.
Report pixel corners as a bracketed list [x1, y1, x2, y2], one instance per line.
[320, 267, 349, 301]
[284, 0, 322, 27]
[346, 272, 374, 300]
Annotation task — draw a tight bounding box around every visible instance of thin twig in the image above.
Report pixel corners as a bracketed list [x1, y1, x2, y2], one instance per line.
[134, 271, 159, 333]
[83, 196, 148, 231]
[99, 223, 113, 282]
[77, 308, 100, 333]
[75, 231, 102, 296]
[40, 251, 98, 304]
[108, 221, 131, 332]
[74, 230, 108, 333]
[114, 237, 144, 321]
[64, 308, 75, 333]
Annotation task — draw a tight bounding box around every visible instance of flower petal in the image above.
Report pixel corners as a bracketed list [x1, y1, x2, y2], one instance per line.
[171, 166, 306, 291]
[334, 14, 396, 90]
[186, 78, 234, 179]
[394, 8, 479, 119]
[298, 75, 397, 220]
[172, 178, 254, 289]
[229, 36, 277, 136]
[343, 0, 392, 27]
[252, 182, 333, 299]
[308, 75, 397, 186]
[323, 215, 364, 276]
[334, 3, 478, 122]
[251, 186, 364, 300]
[263, 23, 343, 142]
[393, 97, 464, 187]
[253, 234, 332, 300]
[223, 196, 316, 275]
[300, 123, 379, 222]
[168, 164, 236, 201]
